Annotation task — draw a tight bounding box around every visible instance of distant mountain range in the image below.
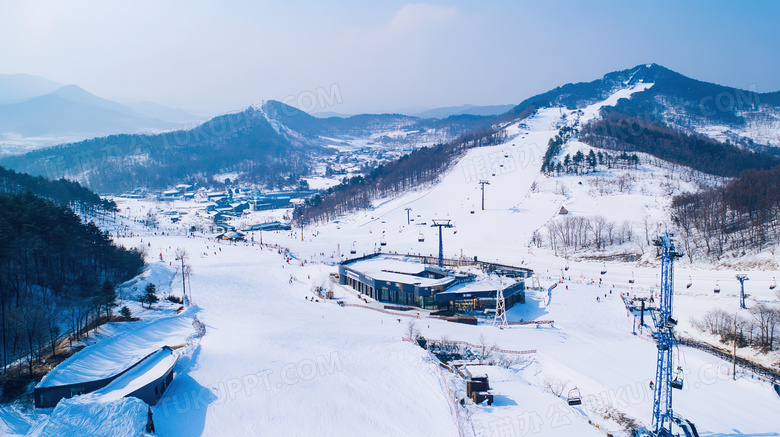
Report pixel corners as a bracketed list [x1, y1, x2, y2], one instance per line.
[408, 104, 515, 119]
[0, 74, 199, 153]
[312, 103, 515, 120]
[4, 64, 780, 194]
[0, 99, 500, 193]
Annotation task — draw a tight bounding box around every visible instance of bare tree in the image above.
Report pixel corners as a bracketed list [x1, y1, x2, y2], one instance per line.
[543, 376, 566, 397]
[478, 334, 492, 361]
[406, 320, 420, 341]
[175, 248, 190, 301]
[750, 304, 779, 351]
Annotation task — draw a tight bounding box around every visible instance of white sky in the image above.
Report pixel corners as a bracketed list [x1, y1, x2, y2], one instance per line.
[1, 1, 778, 116]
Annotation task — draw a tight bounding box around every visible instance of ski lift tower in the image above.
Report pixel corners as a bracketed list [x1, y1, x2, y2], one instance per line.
[736, 274, 749, 309]
[479, 180, 490, 210]
[430, 219, 454, 268]
[651, 233, 683, 436]
[405, 207, 412, 225]
[494, 287, 507, 328]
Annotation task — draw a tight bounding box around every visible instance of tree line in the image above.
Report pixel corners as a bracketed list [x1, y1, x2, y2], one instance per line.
[693, 305, 780, 352]
[580, 111, 780, 178]
[536, 215, 637, 255]
[0, 165, 114, 215]
[672, 165, 780, 261]
[0, 192, 144, 379]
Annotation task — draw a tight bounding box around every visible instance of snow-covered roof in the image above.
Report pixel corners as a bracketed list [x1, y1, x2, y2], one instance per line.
[345, 256, 453, 287]
[37, 315, 192, 388]
[445, 278, 519, 294]
[346, 256, 428, 276]
[90, 346, 177, 402]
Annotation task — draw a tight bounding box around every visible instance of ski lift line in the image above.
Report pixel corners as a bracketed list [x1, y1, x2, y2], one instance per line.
[356, 180, 441, 228]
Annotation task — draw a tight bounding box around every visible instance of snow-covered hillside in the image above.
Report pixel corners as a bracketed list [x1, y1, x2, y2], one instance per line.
[3, 85, 779, 437]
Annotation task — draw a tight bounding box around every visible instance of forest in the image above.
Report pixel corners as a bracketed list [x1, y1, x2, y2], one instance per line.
[0, 165, 113, 214]
[694, 305, 780, 353]
[540, 126, 640, 176]
[0, 192, 144, 388]
[580, 111, 780, 177]
[671, 165, 780, 261]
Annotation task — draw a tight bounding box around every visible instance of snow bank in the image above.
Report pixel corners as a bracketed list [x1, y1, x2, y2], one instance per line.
[26, 395, 147, 437]
[117, 261, 176, 300]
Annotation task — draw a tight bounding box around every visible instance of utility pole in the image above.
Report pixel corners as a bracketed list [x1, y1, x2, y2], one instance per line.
[405, 207, 412, 225]
[430, 219, 454, 268]
[479, 180, 490, 210]
[733, 316, 737, 381]
[736, 274, 749, 309]
[301, 221, 305, 242]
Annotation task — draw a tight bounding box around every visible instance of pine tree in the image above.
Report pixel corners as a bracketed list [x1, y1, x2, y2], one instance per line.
[120, 306, 132, 319]
[587, 150, 597, 170]
[100, 280, 117, 319]
[140, 283, 159, 309]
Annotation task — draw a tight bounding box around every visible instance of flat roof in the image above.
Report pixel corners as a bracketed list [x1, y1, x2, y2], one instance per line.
[345, 256, 428, 275]
[344, 256, 453, 287]
[445, 278, 520, 294]
[434, 279, 523, 301]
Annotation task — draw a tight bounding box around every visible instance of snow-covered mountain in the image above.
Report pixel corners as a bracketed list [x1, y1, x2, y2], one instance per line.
[507, 63, 780, 153]
[0, 75, 201, 156]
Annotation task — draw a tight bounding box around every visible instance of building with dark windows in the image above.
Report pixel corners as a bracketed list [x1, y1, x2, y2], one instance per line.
[339, 254, 531, 312]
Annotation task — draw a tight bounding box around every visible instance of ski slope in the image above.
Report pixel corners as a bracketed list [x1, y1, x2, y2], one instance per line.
[3, 84, 779, 436]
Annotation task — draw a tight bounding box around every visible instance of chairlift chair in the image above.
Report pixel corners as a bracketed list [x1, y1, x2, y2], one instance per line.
[380, 235, 387, 246]
[567, 387, 582, 406]
[564, 261, 570, 272]
[629, 271, 635, 284]
[770, 277, 776, 290]
[418, 232, 425, 243]
[600, 262, 607, 275]
[671, 366, 684, 390]
[714, 280, 720, 294]
[686, 275, 692, 289]
[350, 241, 357, 255]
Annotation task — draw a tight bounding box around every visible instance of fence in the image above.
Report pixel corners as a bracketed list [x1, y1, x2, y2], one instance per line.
[678, 336, 780, 384]
[407, 337, 536, 356]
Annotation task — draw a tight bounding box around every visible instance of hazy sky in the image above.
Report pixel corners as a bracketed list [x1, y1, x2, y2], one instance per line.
[2, 1, 779, 116]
